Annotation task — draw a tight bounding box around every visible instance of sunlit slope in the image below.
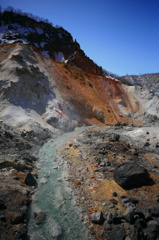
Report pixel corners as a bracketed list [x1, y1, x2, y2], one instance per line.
[0, 43, 159, 132]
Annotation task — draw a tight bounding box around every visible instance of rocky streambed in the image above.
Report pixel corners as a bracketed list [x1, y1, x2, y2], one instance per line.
[1, 123, 159, 240]
[28, 129, 90, 240]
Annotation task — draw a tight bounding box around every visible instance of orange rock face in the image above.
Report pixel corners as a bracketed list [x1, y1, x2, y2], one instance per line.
[0, 43, 156, 128]
[49, 61, 141, 126]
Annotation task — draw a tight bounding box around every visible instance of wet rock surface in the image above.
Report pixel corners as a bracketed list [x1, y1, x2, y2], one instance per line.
[51, 223, 63, 238]
[33, 211, 46, 225]
[1, 122, 159, 240]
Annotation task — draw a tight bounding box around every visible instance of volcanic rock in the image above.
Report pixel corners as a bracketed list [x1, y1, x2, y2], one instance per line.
[109, 227, 126, 240]
[92, 212, 105, 224]
[111, 133, 120, 141]
[24, 172, 37, 186]
[131, 224, 145, 240]
[114, 162, 153, 189]
[149, 207, 159, 217]
[146, 220, 159, 240]
[156, 143, 159, 148]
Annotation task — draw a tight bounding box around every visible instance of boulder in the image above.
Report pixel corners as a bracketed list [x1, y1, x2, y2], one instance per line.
[92, 212, 105, 224]
[24, 172, 37, 186]
[114, 162, 153, 189]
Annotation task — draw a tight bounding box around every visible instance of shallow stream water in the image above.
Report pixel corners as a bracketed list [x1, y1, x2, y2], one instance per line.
[28, 128, 90, 240]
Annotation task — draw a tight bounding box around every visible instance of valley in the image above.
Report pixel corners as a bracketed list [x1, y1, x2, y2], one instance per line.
[0, 10, 159, 240]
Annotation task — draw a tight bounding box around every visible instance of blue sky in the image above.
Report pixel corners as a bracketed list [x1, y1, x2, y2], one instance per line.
[1, 0, 159, 76]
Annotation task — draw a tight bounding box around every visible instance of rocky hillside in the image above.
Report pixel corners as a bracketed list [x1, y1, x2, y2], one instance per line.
[0, 10, 102, 75]
[1, 42, 159, 133]
[118, 73, 159, 95]
[0, 10, 159, 130]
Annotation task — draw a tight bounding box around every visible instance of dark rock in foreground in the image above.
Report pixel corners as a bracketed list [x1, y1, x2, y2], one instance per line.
[24, 172, 37, 186]
[114, 162, 153, 189]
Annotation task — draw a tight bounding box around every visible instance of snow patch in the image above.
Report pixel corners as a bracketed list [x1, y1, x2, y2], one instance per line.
[40, 42, 46, 48]
[41, 50, 50, 58]
[34, 43, 39, 48]
[54, 52, 66, 62]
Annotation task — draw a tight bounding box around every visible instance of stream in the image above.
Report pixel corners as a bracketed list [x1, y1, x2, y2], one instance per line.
[28, 128, 90, 240]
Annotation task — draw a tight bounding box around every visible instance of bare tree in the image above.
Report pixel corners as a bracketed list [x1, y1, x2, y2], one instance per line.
[0, 6, 3, 13]
[5, 6, 15, 12]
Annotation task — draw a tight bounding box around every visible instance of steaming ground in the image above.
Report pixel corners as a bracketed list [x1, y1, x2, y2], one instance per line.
[0, 43, 80, 134]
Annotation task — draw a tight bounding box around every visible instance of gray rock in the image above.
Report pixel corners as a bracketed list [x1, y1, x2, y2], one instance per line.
[100, 162, 106, 167]
[109, 227, 126, 240]
[112, 133, 120, 141]
[131, 224, 145, 240]
[92, 212, 105, 224]
[121, 198, 130, 205]
[24, 172, 37, 186]
[34, 211, 46, 225]
[52, 223, 63, 238]
[104, 221, 112, 230]
[124, 208, 145, 225]
[149, 207, 159, 217]
[146, 220, 159, 240]
[106, 212, 113, 224]
[114, 162, 153, 190]
[110, 198, 118, 205]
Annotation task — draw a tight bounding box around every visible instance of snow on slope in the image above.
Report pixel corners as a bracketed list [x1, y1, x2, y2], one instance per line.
[54, 52, 66, 62]
[0, 23, 67, 62]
